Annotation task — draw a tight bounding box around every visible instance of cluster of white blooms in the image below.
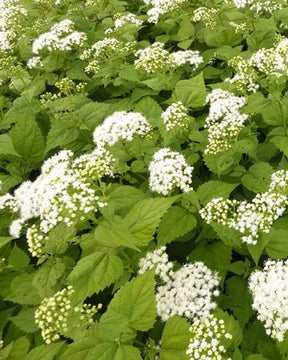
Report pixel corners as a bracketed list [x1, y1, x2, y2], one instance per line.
[0, 193, 19, 214]
[138, 246, 173, 282]
[0, 0, 27, 51]
[4, 149, 114, 256]
[135, 43, 174, 74]
[149, 148, 193, 196]
[249, 259, 288, 341]
[93, 111, 152, 149]
[27, 56, 43, 69]
[156, 262, 220, 321]
[161, 101, 190, 131]
[226, 0, 285, 14]
[228, 39, 288, 92]
[143, 0, 187, 23]
[35, 286, 101, 344]
[170, 50, 203, 68]
[200, 170, 288, 245]
[105, 13, 143, 34]
[40, 78, 86, 106]
[186, 315, 233, 360]
[204, 89, 248, 154]
[226, 56, 259, 93]
[138, 248, 220, 322]
[80, 38, 135, 73]
[192, 7, 218, 29]
[35, 286, 75, 344]
[32, 19, 87, 55]
[134, 43, 203, 74]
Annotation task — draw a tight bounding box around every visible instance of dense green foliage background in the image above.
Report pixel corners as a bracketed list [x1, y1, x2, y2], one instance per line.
[1, 0, 288, 359]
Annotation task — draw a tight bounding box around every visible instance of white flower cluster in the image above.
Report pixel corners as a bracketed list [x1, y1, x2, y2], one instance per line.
[2, 148, 114, 256]
[135, 42, 174, 74]
[170, 50, 203, 68]
[93, 111, 152, 149]
[138, 246, 173, 282]
[149, 148, 193, 196]
[80, 37, 135, 73]
[204, 89, 248, 154]
[139, 248, 220, 322]
[249, 259, 288, 341]
[161, 101, 190, 131]
[186, 315, 233, 360]
[35, 286, 100, 344]
[27, 56, 43, 69]
[228, 39, 288, 92]
[200, 170, 288, 245]
[0, 0, 27, 51]
[32, 19, 87, 55]
[192, 7, 218, 29]
[226, 0, 284, 14]
[156, 262, 220, 321]
[226, 56, 259, 93]
[105, 13, 143, 34]
[143, 0, 187, 23]
[134, 42, 203, 74]
[35, 286, 75, 344]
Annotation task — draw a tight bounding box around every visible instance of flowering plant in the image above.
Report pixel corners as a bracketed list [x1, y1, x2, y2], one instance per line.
[0, 0, 288, 359]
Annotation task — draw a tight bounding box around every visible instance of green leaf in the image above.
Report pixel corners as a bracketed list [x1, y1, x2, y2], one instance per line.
[123, 197, 177, 247]
[61, 341, 141, 360]
[68, 252, 124, 303]
[0, 134, 20, 158]
[88, 343, 141, 360]
[10, 117, 45, 165]
[60, 337, 99, 360]
[106, 270, 156, 331]
[108, 186, 149, 212]
[247, 233, 270, 264]
[222, 276, 252, 327]
[174, 73, 206, 108]
[160, 317, 190, 360]
[33, 258, 66, 297]
[25, 343, 65, 360]
[0, 337, 30, 360]
[134, 96, 163, 127]
[10, 308, 38, 333]
[211, 223, 242, 247]
[94, 218, 140, 251]
[45, 116, 82, 153]
[8, 245, 30, 269]
[0, 236, 14, 249]
[241, 163, 274, 193]
[189, 241, 232, 278]
[270, 136, 288, 157]
[197, 181, 239, 204]
[265, 220, 288, 259]
[158, 206, 197, 245]
[44, 223, 76, 255]
[6, 273, 41, 305]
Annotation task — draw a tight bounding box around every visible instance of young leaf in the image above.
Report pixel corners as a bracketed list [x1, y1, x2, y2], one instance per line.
[123, 197, 178, 246]
[160, 316, 190, 360]
[158, 206, 196, 245]
[106, 270, 156, 331]
[25, 342, 65, 360]
[174, 73, 206, 108]
[68, 252, 124, 303]
[197, 181, 239, 204]
[10, 117, 45, 165]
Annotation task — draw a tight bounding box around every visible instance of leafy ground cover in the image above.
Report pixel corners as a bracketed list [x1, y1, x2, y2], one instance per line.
[1, 0, 288, 359]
